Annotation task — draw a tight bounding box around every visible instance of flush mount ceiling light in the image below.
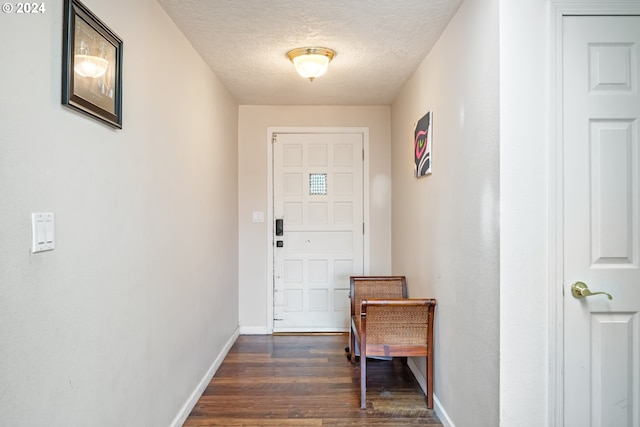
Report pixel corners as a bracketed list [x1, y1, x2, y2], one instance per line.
[286, 47, 336, 82]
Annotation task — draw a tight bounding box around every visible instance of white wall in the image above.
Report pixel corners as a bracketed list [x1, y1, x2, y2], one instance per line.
[390, 0, 500, 425]
[237, 106, 392, 331]
[0, 0, 239, 426]
[499, 1, 551, 425]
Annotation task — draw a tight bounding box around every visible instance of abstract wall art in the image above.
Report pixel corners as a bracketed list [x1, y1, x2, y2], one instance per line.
[414, 111, 433, 177]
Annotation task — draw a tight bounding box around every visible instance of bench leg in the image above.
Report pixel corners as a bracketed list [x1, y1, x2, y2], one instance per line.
[360, 349, 367, 409]
[349, 329, 356, 364]
[426, 355, 434, 409]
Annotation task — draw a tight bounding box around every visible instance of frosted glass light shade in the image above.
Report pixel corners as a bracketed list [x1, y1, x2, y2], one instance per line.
[287, 47, 335, 81]
[74, 54, 108, 78]
[292, 54, 329, 80]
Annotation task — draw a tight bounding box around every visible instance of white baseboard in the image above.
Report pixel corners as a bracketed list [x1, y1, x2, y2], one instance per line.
[239, 325, 269, 335]
[170, 326, 241, 427]
[407, 357, 455, 427]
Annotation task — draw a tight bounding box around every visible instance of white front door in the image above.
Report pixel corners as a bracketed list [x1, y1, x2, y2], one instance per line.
[272, 132, 364, 332]
[563, 16, 640, 427]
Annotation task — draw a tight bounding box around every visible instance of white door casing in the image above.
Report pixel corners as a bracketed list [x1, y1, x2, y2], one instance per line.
[271, 131, 366, 332]
[563, 15, 640, 427]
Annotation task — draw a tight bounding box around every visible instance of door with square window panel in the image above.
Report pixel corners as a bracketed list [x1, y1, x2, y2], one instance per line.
[272, 132, 364, 332]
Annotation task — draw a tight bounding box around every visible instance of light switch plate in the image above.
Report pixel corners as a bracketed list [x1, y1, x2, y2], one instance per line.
[252, 211, 265, 223]
[32, 213, 55, 253]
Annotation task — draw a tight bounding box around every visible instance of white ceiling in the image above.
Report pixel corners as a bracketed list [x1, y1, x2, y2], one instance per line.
[156, 0, 463, 105]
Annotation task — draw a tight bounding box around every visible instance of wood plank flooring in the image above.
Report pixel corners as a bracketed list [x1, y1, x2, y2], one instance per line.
[184, 334, 442, 427]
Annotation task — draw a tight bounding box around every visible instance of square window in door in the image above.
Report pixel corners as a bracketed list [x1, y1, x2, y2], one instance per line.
[310, 173, 327, 195]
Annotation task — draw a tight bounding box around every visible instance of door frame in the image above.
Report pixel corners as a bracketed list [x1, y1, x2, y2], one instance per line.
[550, 3, 640, 425]
[265, 127, 371, 334]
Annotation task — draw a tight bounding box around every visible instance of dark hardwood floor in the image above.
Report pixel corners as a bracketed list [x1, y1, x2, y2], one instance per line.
[184, 334, 442, 426]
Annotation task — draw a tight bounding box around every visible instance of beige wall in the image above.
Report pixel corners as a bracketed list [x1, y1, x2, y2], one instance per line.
[390, 0, 500, 425]
[0, 0, 239, 425]
[237, 106, 392, 331]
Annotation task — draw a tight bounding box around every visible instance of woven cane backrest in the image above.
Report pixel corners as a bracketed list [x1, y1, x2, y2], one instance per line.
[350, 276, 407, 329]
[364, 303, 430, 345]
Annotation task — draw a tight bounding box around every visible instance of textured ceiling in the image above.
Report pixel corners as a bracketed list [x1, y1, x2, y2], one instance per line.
[156, 0, 463, 105]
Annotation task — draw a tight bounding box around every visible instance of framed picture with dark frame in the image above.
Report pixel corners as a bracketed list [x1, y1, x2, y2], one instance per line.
[62, 0, 123, 128]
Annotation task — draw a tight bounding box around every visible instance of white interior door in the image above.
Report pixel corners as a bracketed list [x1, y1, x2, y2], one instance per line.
[272, 132, 364, 332]
[563, 16, 640, 427]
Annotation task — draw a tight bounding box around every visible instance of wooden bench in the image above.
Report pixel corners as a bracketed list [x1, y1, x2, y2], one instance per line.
[349, 276, 436, 409]
[348, 276, 407, 361]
